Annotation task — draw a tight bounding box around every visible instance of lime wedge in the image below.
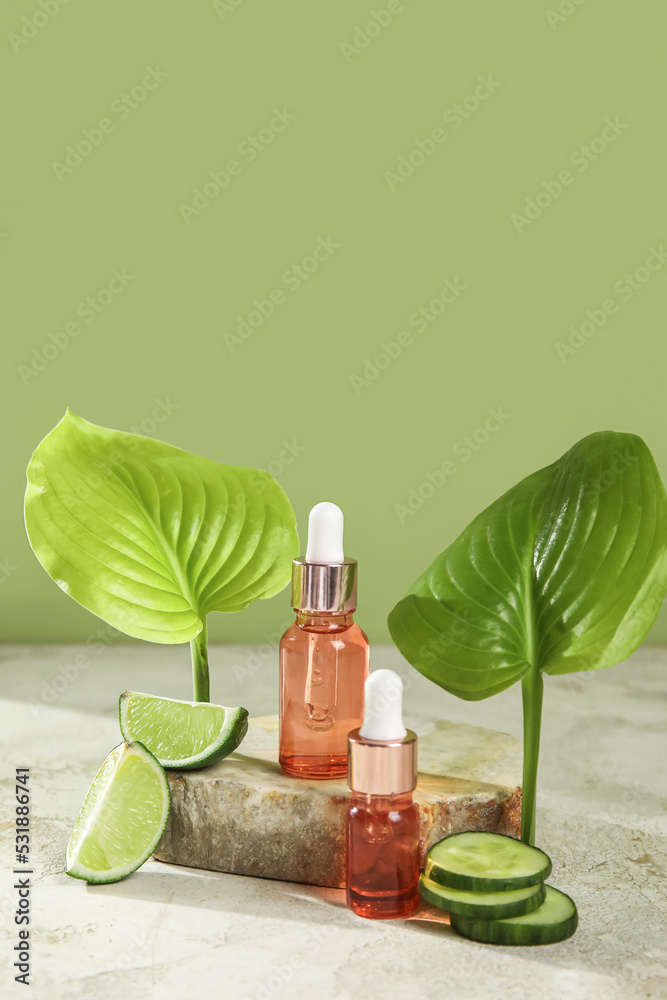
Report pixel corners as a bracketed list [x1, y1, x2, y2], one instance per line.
[119, 690, 249, 769]
[66, 741, 170, 884]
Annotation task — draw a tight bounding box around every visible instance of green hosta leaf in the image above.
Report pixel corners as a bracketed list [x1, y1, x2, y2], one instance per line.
[25, 411, 299, 643]
[388, 431, 667, 697]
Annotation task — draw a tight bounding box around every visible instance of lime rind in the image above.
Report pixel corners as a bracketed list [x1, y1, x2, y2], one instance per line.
[66, 741, 170, 884]
[119, 690, 249, 769]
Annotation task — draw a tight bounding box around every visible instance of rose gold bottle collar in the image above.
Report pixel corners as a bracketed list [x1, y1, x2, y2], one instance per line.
[347, 728, 418, 795]
[291, 558, 357, 613]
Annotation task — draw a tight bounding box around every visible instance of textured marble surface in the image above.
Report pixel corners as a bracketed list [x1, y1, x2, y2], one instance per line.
[1, 643, 666, 1000]
[155, 715, 521, 885]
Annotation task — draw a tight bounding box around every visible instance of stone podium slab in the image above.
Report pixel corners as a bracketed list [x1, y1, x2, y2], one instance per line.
[155, 715, 522, 888]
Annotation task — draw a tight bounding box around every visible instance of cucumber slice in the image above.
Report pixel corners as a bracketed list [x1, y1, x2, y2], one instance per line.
[419, 874, 546, 919]
[451, 885, 578, 945]
[425, 831, 552, 892]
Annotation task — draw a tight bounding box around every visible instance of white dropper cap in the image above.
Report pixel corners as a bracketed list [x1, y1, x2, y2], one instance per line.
[292, 502, 356, 612]
[305, 502, 345, 563]
[359, 669, 407, 741]
[348, 669, 417, 794]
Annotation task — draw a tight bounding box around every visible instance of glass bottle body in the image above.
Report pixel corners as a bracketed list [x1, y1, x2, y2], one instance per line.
[346, 791, 420, 919]
[279, 611, 369, 779]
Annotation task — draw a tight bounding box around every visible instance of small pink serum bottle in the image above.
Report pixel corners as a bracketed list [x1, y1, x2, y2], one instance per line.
[279, 502, 369, 780]
[346, 670, 420, 919]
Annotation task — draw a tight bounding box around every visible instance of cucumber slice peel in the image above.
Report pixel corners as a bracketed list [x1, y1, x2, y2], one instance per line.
[451, 884, 578, 945]
[425, 831, 552, 892]
[119, 690, 249, 770]
[419, 874, 546, 919]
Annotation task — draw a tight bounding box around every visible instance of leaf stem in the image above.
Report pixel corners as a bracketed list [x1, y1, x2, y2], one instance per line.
[520, 669, 543, 845]
[190, 617, 210, 702]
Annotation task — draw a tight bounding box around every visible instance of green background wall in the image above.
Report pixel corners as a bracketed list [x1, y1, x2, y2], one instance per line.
[3, 1, 667, 646]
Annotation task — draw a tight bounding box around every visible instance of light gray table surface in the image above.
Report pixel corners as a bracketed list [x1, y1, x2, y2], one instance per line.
[1, 642, 666, 1000]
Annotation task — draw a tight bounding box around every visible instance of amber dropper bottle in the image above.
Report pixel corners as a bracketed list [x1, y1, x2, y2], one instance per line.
[278, 502, 369, 780]
[346, 670, 420, 919]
